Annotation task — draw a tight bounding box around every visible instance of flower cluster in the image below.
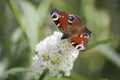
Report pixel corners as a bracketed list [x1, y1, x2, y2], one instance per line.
[32, 31, 79, 79]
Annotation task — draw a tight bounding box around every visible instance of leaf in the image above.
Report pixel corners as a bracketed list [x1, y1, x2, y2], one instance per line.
[8, 0, 53, 54]
[0, 67, 29, 80]
[37, 0, 53, 27]
[94, 45, 120, 68]
[48, 77, 70, 80]
[88, 37, 120, 50]
[8, 0, 39, 53]
[18, 0, 39, 53]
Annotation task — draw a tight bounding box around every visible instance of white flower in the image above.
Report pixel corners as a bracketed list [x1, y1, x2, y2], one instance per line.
[32, 31, 79, 80]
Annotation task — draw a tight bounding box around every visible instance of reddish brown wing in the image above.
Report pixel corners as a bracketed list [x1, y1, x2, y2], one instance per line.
[64, 13, 91, 51]
[69, 36, 88, 51]
[51, 9, 68, 31]
[51, 9, 91, 51]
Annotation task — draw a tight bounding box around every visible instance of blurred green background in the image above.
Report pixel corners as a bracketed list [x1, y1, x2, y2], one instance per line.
[0, 0, 120, 80]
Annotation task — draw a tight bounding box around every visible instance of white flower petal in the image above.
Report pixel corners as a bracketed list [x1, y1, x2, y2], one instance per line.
[32, 31, 80, 79]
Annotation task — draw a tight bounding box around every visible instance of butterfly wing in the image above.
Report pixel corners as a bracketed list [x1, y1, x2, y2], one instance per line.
[51, 9, 91, 51]
[69, 36, 88, 51]
[67, 15, 91, 51]
[51, 9, 68, 32]
[66, 15, 91, 51]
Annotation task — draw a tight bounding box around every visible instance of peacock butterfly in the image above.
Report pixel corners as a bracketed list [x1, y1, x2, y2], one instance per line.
[50, 9, 91, 51]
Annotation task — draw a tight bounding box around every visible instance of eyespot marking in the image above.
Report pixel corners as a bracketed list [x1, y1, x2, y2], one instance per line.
[80, 33, 90, 38]
[76, 43, 86, 51]
[52, 12, 59, 21]
[68, 15, 74, 24]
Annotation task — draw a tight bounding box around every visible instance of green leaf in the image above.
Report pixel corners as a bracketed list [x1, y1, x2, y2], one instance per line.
[18, 0, 39, 53]
[37, 0, 53, 27]
[48, 77, 70, 80]
[88, 37, 120, 50]
[7, 0, 53, 54]
[0, 67, 29, 80]
[94, 45, 120, 68]
[7, 0, 39, 53]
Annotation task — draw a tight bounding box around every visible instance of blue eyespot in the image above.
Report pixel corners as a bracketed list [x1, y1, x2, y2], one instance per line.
[68, 15, 74, 24]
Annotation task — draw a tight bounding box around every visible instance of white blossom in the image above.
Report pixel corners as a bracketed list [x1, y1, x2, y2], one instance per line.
[32, 31, 79, 80]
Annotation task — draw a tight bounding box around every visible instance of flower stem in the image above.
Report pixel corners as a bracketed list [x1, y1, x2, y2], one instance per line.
[39, 70, 48, 80]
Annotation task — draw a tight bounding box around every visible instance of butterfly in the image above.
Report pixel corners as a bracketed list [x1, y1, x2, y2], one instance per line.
[50, 9, 91, 51]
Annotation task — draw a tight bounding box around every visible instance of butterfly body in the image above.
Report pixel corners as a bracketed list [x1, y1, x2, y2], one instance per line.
[51, 9, 91, 51]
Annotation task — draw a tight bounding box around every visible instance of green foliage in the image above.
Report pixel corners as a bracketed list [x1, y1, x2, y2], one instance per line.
[7, 0, 52, 53]
[0, 0, 120, 80]
[0, 68, 29, 80]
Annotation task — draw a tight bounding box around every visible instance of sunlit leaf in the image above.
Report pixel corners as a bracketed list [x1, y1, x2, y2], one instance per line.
[8, 0, 39, 53]
[18, 0, 39, 53]
[37, 0, 52, 27]
[8, 0, 52, 54]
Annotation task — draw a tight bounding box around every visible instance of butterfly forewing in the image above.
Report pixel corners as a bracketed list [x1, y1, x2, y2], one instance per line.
[51, 9, 68, 31]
